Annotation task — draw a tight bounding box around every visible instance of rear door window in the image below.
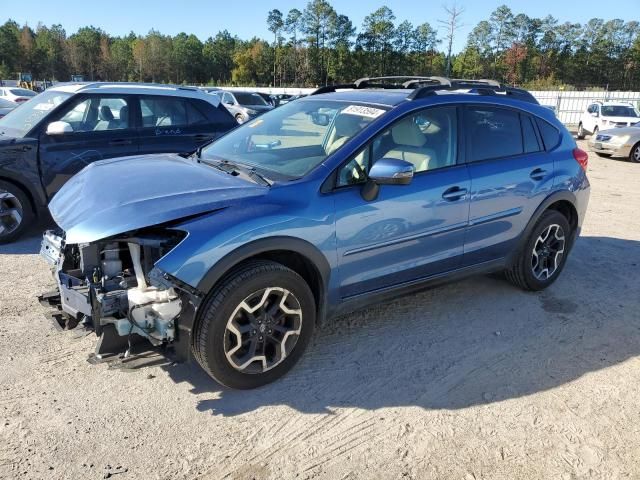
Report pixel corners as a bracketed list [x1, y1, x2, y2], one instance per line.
[140, 97, 187, 127]
[465, 107, 523, 162]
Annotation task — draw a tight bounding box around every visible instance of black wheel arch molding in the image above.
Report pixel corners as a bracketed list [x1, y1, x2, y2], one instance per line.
[195, 235, 332, 323]
[508, 189, 582, 267]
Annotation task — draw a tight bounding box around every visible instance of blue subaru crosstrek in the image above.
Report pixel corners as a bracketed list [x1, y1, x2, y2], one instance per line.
[40, 77, 590, 389]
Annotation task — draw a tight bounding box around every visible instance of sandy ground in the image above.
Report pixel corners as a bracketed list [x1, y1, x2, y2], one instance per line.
[1, 140, 639, 480]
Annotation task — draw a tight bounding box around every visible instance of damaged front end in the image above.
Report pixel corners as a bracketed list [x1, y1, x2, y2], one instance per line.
[39, 228, 201, 361]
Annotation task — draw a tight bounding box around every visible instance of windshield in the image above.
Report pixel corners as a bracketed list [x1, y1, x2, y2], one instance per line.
[601, 105, 640, 117]
[234, 92, 268, 106]
[0, 90, 72, 137]
[200, 99, 387, 178]
[10, 88, 36, 97]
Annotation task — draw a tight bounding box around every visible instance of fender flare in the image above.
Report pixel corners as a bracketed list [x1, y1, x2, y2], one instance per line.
[196, 235, 332, 301]
[0, 171, 48, 214]
[508, 189, 579, 265]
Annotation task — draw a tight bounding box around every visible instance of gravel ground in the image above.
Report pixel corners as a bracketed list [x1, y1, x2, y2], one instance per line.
[1, 140, 639, 480]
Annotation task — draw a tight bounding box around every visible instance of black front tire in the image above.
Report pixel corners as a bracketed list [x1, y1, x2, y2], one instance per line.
[505, 210, 572, 291]
[193, 260, 316, 389]
[577, 123, 586, 140]
[630, 143, 640, 163]
[0, 180, 33, 244]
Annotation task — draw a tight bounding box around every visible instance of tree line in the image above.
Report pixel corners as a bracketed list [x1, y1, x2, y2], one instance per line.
[1, 1, 639, 90]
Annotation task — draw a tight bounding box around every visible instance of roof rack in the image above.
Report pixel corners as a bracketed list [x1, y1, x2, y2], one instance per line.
[309, 76, 539, 105]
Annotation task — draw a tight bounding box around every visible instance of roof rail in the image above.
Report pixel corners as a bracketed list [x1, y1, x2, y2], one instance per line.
[409, 82, 538, 104]
[309, 76, 538, 104]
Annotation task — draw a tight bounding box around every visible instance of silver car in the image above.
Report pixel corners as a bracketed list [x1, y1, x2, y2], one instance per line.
[217, 91, 274, 124]
[588, 124, 640, 162]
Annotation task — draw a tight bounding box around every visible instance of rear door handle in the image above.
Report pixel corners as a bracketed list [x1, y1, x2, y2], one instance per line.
[442, 186, 468, 201]
[530, 168, 547, 181]
[109, 138, 133, 146]
[194, 134, 211, 142]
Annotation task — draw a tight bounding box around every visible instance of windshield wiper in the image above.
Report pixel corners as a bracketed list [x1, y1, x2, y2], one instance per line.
[204, 159, 272, 187]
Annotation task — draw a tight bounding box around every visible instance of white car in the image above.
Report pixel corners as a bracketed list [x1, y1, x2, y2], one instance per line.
[0, 87, 37, 104]
[577, 101, 640, 139]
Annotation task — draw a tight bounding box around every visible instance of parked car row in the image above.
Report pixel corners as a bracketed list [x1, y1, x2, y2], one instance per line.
[578, 101, 640, 162]
[25, 76, 591, 390]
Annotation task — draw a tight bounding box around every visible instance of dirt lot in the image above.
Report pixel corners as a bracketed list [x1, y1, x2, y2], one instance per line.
[1, 140, 639, 480]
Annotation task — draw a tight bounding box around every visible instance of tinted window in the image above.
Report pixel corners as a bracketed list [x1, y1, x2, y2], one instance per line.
[521, 114, 541, 153]
[10, 88, 36, 97]
[535, 118, 561, 150]
[186, 100, 208, 125]
[141, 97, 187, 127]
[234, 92, 268, 106]
[466, 107, 523, 161]
[337, 106, 457, 187]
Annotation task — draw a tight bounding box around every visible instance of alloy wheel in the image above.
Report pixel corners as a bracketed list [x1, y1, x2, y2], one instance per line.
[531, 224, 566, 281]
[632, 145, 640, 163]
[224, 287, 303, 374]
[0, 190, 24, 237]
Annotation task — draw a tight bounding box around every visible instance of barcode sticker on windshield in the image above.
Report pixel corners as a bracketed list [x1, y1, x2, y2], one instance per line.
[342, 105, 385, 118]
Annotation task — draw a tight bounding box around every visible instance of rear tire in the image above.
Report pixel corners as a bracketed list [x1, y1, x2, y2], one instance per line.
[630, 143, 640, 163]
[0, 180, 33, 244]
[577, 123, 586, 140]
[505, 210, 572, 292]
[193, 260, 316, 389]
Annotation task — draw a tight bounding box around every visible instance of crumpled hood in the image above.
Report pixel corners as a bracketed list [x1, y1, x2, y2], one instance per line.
[50, 153, 267, 244]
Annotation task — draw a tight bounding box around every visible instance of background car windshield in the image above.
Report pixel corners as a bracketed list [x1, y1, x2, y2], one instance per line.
[234, 92, 268, 106]
[201, 99, 386, 178]
[601, 105, 640, 117]
[10, 88, 36, 97]
[0, 90, 72, 137]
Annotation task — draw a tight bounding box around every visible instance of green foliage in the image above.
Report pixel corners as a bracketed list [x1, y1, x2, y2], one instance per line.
[1, 4, 639, 89]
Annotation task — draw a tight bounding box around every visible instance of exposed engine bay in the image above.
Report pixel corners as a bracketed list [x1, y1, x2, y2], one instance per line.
[40, 228, 199, 359]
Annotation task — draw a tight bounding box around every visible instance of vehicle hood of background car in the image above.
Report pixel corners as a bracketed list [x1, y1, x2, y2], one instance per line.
[49, 153, 268, 244]
[598, 126, 640, 137]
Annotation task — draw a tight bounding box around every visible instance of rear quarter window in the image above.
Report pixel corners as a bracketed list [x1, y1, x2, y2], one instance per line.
[535, 118, 561, 151]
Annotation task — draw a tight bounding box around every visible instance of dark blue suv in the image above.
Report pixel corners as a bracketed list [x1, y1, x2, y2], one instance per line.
[40, 77, 590, 389]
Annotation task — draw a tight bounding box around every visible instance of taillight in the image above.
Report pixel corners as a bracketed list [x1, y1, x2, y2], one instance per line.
[573, 148, 589, 171]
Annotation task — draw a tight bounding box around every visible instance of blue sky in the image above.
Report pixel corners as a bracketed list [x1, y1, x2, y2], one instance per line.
[3, 0, 638, 53]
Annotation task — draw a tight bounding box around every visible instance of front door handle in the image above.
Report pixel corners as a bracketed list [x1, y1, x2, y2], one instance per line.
[442, 186, 468, 201]
[109, 138, 133, 146]
[530, 168, 547, 181]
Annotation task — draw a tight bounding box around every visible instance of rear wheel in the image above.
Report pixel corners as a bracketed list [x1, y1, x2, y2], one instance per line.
[0, 180, 33, 244]
[577, 123, 586, 140]
[592, 126, 599, 137]
[505, 210, 572, 291]
[235, 114, 245, 124]
[193, 260, 316, 389]
[630, 143, 640, 163]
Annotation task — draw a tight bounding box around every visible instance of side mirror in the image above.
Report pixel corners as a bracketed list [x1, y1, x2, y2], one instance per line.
[360, 158, 414, 201]
[225, 100, 234, 106]
[46, 121, 73, 135]
[369, 158, 414, 185]
[311, 112, 330, 126]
